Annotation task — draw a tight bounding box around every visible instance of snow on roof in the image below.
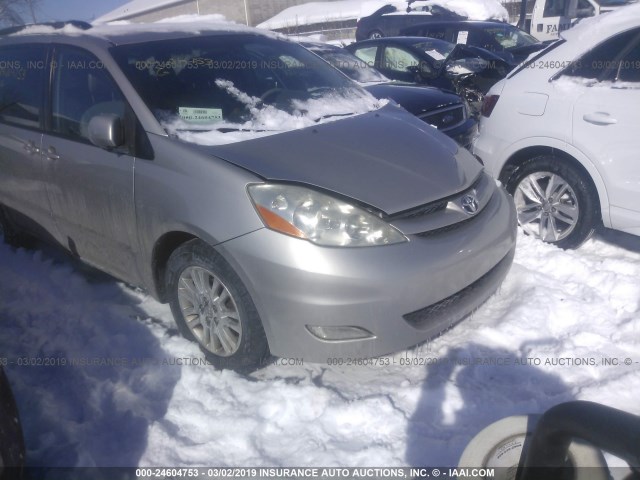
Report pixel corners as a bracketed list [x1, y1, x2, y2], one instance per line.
[257, 0, 393, 30]
[258, 0, 508, 30]
[561, 2, 640, 43]
[421, 0, 508, 21]
[10, 15, 271, 40]
[94, 0, 187, 24]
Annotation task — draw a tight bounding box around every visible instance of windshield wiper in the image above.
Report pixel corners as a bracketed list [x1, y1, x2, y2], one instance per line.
[0, 102, 18, 114]
[311, 112, 356, 123]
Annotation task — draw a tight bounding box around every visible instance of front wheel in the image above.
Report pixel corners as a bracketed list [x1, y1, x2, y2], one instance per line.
[368, 30, 383, 39]
[505, 155, 599, 249]
[166, 239, 269, 371]
[0, 206, 32, 248]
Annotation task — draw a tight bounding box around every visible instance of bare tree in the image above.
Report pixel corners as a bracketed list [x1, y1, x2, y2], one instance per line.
[0, 0, 41, 26]
[0, 0, 24, 26]
[22, 0, 38, 22]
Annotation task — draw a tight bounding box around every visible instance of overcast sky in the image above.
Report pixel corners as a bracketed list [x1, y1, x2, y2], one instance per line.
[26, 0, 129, 22]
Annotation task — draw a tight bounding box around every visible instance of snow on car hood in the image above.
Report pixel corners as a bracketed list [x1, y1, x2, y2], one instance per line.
[193, 104, 482, 215]
[162, 84, 385, 146]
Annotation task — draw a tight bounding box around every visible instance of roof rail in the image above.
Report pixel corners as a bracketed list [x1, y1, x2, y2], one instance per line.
[0, 20, 92, 36]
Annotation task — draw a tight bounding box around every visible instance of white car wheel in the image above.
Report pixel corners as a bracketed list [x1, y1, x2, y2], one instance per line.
[458, 415, 608, 480]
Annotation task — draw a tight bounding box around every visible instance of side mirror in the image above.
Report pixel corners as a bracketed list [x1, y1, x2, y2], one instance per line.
[87, 114, 124, 149]
[420, 61, 439, 79]
[575, 6, 595, 18]
[408, 62, 438, 80]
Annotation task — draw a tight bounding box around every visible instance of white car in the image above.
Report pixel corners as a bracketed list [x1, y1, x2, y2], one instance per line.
[474, 3, 640, 249]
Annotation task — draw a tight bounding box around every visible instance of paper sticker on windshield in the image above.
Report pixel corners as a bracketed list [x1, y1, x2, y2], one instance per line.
[457, 31, 469, 44]
[425, 50, 446, 61]
[179, 107, 223, 123]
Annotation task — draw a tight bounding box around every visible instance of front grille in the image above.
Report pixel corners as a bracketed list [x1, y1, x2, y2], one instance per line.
[420, 105, 466, 132]
[392, 200, 447, 221]
[403, 248, 515, 329]
[415, 199, 488, 237]
[390, 173, 484, 223]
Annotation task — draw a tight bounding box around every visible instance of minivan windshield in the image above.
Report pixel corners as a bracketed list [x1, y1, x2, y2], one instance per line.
[112, 34, 380, 144]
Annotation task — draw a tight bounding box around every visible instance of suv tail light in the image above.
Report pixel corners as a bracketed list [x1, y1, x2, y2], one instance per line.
[481, 95, 500, 118]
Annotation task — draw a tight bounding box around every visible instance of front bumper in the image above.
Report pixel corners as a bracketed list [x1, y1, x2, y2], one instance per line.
[471, 121, 510, 178]
[446, 118, 478, 150]
[218, 186, 517, 362]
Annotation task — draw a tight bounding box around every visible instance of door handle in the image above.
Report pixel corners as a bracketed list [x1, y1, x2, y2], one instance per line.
[45, 146, 60, 160]
[583, 112, 617, 125]
[23, 141, 40, 155]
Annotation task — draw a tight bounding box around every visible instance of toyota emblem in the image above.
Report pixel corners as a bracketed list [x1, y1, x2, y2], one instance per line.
[461, 195, 479, 215]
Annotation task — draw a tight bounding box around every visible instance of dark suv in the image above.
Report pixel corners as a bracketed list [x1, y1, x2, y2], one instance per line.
[355, 3, 464, 41]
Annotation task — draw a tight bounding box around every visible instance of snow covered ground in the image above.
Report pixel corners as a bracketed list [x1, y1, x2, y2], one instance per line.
[1, 227, 639, 468]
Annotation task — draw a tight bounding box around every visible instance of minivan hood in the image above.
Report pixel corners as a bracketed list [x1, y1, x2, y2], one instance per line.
[199, 105, 482, 215]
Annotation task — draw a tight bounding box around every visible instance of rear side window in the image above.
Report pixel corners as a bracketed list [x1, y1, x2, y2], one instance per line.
[562, 29, 640, 81]
[353, 46, 378, 66]
[0, 45, 46, 129]
[422, 27, 449, 41]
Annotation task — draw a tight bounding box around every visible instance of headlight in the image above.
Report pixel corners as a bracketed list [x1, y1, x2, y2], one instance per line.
[248, 184, 407, 247]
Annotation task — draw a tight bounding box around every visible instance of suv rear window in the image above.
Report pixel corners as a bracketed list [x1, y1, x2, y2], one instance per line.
[0, 45, 46, 129]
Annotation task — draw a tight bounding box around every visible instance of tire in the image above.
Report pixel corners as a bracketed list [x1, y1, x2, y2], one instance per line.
[0, 367, 26, 477]
[458, 415, 608, 480]
[504, 155, 599, 249]
[166, 239, 269, 372]
[368, 30, 384, 39]
[0, 207, 30, 249]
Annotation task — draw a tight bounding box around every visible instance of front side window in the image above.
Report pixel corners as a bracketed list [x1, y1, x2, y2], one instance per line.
[616, 38, 640, 83]
[543, 0, 568, 17]
[383, 46, 420, 73]
[0, 44, 46, 128]
[476, 26, 539, 51]
[412, 40, 456, 64]
[576, 0, 596, 16]
[51, 47, 126, 142]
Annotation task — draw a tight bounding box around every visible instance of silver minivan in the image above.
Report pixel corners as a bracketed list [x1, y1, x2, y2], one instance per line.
[0, 21, 517, 370]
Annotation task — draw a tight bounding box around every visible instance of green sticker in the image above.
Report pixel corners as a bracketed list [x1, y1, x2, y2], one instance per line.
[179, 107, 223, 123]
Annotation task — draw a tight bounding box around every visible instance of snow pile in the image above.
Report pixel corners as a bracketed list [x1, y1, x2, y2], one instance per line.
[420, 0, 508, 21]
[553, 76, 639, 93]
[94, 0, 190, 24]
[90, 14, 259, 37]
[11, 23, 89, 36]
[162, 84, 385, 146]
[258, 0, 508, 30]
[258, 0, 392, 30]
[154, 13, 228, 24]
[1, 227, 639, 467]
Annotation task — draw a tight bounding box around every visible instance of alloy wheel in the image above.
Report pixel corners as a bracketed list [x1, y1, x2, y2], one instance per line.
[177, 266, 242, 356]
[514, 171, 580, 243]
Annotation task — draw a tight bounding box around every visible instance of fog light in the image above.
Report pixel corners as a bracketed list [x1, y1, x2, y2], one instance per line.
[306, 325, 375, 341]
